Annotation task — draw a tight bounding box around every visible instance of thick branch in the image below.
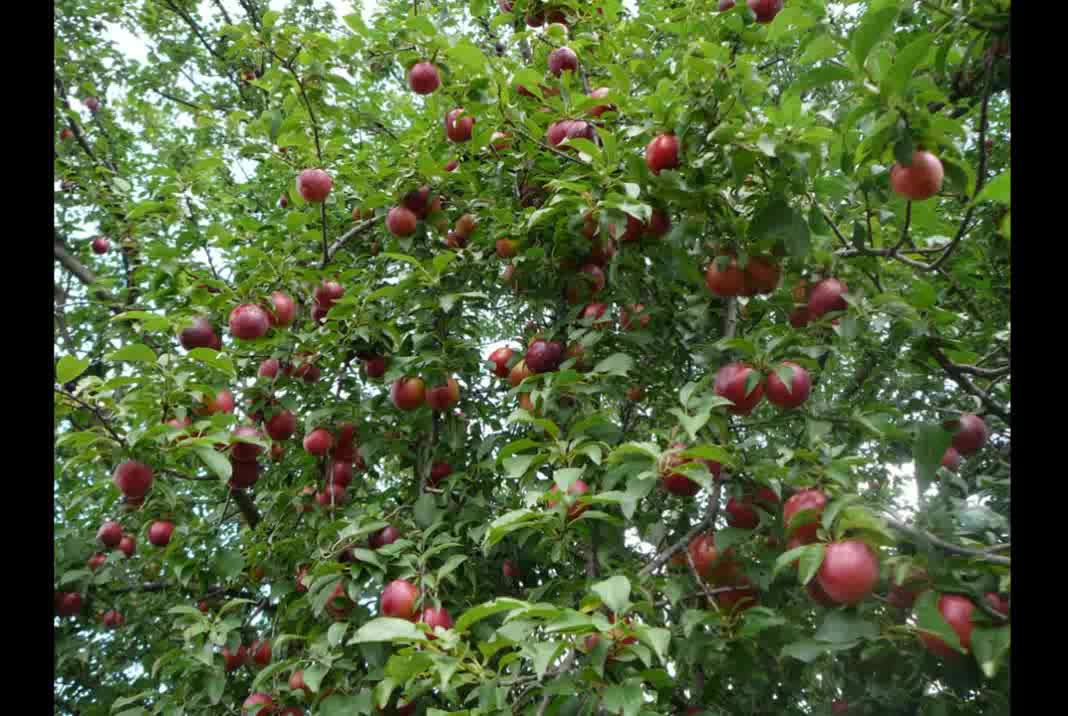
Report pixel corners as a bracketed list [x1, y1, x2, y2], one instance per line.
[230, 488, 262, 528]
[586, 529, 599, 579]
[722, 297, 738, 340]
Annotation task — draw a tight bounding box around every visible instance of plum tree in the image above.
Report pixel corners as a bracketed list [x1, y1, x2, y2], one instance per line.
[53, 2, 1011, 714]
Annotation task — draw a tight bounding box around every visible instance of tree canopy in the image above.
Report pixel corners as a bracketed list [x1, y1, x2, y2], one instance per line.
[53, 1, 1011, 715]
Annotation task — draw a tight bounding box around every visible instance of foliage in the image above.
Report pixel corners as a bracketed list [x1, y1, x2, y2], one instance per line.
[54, 1, 1011, 715]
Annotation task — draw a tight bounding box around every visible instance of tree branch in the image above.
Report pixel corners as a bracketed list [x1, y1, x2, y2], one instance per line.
[55, 77, 118, 173]
[639, 480, 723, 579]
[54, 389, 128, 447]
[883, 515, 1011, 566]
[209, 0, 235, 26]
[504, 121, 590, 168]
[722, 296, 738, 339]
[323, 216, 381, 267]
[162, 0, 230, 65]
[532, 651, 577, 716]
[928, 345, 1010, 425]
[230, 487, 262, 528]
[272, 48, 324, 163]
[929, 53, 997, 271]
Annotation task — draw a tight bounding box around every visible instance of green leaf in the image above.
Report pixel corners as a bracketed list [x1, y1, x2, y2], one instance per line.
[738, 608, 788, 638]
[894, 132, 915, 168]
[186, 348, 236, 377]
[975, 170, 1010, 205]
[590, 576, 631, 614]
[112, 691, 155, 713]
[413, 493, 438, 528]
[907, 279, 937, 310]
[835, 506, 897, 544]
[553, 467, 584, 492]
[635, 626, 671, 664]
[679, 445, 732, 466]
[773, 543, 821, 581]
[437, 554, 468, 582]
[814, 611, 878, 643]
[884, 35, 934, 97]
[454, 598, 530, 632]
[668, 408, 711, 441]
[448, 40, 487, 72]
[972, 625, 1010, 679]
[749, 198, 810, 258]
[914, 590, 962, 654]
[107, 343, 158, 364]
[821, 494, 863, 533]
[529, 641, 563, 679]
[483, 509, 549, 550]
[592, 353, 633, 376]
[303, 663, 329, 693]
[205, 671, 225, 705]
[261, 10, 280, 29]
[781, 638, 857, 663]
[913, 423, 953, 496]
[502, 454, 537, 478]
[606, 442, 661, 463]
[348, 547, 384, 570]
[852, 6, 899, 69]
[797, 544, 827, 586]
[56, 356, 90, 384]
[715, 527, 755, 555]
[320, 694, 363, 716]
[793, 63, 853, 94]
[602, 679, 644, 716]
[430, 653, 461, 691]
[564, 137, 602, 160]
[194, 447, 232, 481]
[328, 622, 349, 647]
[350, 618, 427, 644]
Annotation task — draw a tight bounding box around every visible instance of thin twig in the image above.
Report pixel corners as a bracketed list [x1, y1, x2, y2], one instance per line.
[531, 651, 577, 716]
[883, 515, 1011, 566]
[505, 121, 589, 168]
[272, 48, 324, 163]
[930, 53, 997, 271]
[917, 0, 1007, 32]
[928, 345, 1010, 425]
[160, 469, 217, 483]
[891, 201, 913, 254]
[639, 480, 723, 579]
[320, 202, 329, 268]
[685, 551, 717, 605]
[162, 0, 229, 65]
[54, 389, 128, 447]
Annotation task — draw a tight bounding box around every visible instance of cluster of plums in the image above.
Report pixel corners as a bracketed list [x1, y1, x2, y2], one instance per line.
[713, 360, 813, 414]
[705, 253, 782, 298]
[940, 413, 990, 473]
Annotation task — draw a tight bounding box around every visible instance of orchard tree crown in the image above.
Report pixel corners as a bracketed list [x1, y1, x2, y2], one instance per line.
[54, 1, 1011, 715]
